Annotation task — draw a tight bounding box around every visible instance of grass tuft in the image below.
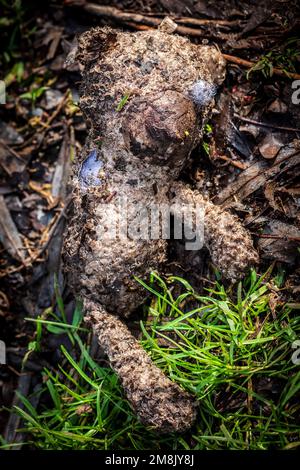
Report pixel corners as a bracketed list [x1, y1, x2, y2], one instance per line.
[2, 270, 300, 450]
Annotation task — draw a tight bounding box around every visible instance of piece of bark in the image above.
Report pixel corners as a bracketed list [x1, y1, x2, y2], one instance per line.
[215, 141, 300, 206]
[3, 373, 32, 449]
[0, 195, 25, 261]
[258, 220, 300, 264]
[51, 129, 71, 199]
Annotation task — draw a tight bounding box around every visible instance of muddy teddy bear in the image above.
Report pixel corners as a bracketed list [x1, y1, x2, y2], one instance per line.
[63, 19, 258, 433]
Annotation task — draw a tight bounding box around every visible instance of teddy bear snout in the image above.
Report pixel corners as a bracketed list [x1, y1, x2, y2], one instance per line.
[122, 90, 198, 168]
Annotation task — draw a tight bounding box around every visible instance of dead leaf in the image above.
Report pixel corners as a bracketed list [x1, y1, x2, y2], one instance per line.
[259, 134, 283, 159]
[264, 182, 282, 212]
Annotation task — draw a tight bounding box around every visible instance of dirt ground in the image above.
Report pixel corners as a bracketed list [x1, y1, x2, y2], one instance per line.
[0, 0, 299, 445]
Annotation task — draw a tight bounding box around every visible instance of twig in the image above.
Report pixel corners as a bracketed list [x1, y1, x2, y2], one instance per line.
[125, 22, 151, 31]
[175, 17, 242, 28]
[0, 140, 25, 161]
[258, 234, 300, 241]
[217, 154, 248, 170]
[18, 91, 69, 151]
[233, 114, 300, 133]
[126, 21, 227, 38]
[81, 3, 162, 27]
[45, 91, 69, 128]
[223, 53, 300, 80]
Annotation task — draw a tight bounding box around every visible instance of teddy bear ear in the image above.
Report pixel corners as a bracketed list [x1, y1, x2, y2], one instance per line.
[66, 27, 118, 73]
[158, 17, 178, 34]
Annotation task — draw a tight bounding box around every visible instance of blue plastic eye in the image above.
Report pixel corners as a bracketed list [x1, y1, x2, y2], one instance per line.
[79, 150, 104, 189]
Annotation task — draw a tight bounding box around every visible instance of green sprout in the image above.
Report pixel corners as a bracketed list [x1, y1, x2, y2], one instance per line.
[20, 85, 48, 108]
[116, 93, 131, 112]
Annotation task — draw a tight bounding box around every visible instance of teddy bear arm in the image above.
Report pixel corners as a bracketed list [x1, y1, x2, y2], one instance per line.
[170, 182, 259, 280]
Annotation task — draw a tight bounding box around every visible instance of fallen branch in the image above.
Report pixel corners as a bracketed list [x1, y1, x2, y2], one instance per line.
[77, 2, 240, 28]
[69, 1, 233, 39]
[67, 2, 300, 80]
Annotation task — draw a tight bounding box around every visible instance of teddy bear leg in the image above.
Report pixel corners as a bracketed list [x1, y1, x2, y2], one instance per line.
[170, 182, 259, 281]
[85, 299, 196, 433]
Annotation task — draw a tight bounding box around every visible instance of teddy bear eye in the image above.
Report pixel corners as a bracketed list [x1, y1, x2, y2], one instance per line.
[79, 150, 104, 189]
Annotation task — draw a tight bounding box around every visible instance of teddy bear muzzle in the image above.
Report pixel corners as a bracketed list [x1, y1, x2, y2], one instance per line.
[122, 90, 199, 169]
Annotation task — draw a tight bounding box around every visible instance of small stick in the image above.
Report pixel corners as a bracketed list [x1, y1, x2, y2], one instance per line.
[258, 234, 300, 242]
[125, 21, 212, 37]
[217, 154, 248, 170]
[223, 53, 300, 80]
[233, 114, 300, 133]
[0, 203, 68, 278]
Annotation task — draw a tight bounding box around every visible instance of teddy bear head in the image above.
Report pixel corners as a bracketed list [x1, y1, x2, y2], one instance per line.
[73, 24, 226, 182]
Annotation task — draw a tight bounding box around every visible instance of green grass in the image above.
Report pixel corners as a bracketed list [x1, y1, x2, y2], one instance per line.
[2, 270, 300, 450]
[246, 37, 300, 79]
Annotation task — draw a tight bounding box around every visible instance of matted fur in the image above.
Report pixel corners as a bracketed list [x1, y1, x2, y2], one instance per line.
[63, 24, 258, 433]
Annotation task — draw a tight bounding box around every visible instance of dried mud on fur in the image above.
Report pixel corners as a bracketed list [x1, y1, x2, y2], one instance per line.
[63, 23, 258, 432]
